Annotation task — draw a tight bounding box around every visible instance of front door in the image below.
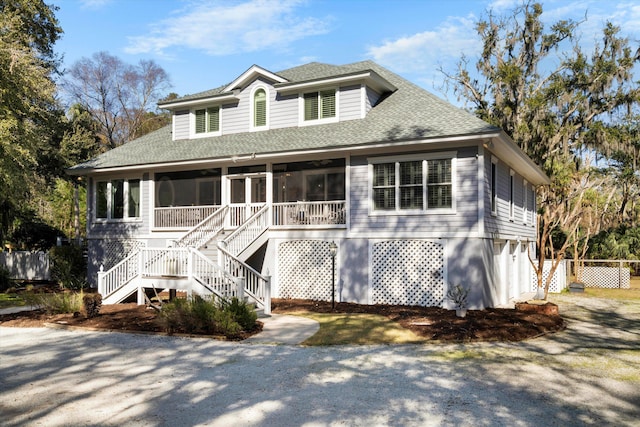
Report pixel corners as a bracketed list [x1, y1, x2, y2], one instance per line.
[229, 175, 266, 226]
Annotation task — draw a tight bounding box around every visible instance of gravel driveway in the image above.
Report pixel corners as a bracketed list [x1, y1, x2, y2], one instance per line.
[1, 294, 638, 427]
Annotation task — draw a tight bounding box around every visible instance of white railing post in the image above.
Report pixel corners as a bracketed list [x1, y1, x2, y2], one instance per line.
[264, 272, 271, 315]
[97, 265, 106, 295]
[236, 277, 245, 301]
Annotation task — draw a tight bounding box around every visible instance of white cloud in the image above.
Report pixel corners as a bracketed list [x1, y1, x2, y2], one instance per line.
[79, 0, 112, 9]
[366, 15, 481, 76]
[125, 0, 330, 57]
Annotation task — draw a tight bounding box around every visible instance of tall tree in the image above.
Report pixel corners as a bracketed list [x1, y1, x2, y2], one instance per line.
[443, 2, 640, 297]
[0, 0, 63, 245]
[64, 52, 171, 149]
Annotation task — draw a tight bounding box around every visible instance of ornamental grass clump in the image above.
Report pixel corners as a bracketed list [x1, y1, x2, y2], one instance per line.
[158, 295, 257, 338]
[25, 291, 84, 314]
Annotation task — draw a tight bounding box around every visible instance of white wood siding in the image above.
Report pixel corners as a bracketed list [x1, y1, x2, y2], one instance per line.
[366, 87, 381, 114]
[173, 110, 190, 140]
[349, 146, 479, 236]
[484, 154, 536, 239]
[270, 92, 298, 129]
[339, 85, 362, 121]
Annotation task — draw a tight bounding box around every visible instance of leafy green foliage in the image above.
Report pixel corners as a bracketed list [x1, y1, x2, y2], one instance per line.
[0, 265, 12, 293]
[49, 245, 87, 290]
[158, 295, 257, 338]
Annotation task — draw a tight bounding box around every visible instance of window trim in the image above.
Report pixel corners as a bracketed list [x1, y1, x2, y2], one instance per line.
[368, 152, 456, 216]
[250, 85, 269, 131]
[523, 179, 528, 225]
[490, 156, 498, 217]
[94, 177, 142, 222]
[509, 169, 515, 221]
[190, 105, 221, 138]
[299, 87, 339, 126]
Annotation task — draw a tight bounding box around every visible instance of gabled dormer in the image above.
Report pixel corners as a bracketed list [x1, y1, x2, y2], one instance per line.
[159, 62, 397, 141]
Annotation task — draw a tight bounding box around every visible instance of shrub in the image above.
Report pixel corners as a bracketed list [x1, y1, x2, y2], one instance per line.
[158, 295, 257, 338]
[0, 265, 12, 292]
[224, 297, 258, 330]
[83, 293, 102, 318]
[49, 245, 86, 290]
[25, 291, 84, 314]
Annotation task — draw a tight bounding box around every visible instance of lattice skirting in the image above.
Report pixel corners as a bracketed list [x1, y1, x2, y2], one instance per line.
[531, 260, 566, 293]
[278, 240, 337, 301]
[89, 239, 146, 272]
[370, 240, 445, 306]
[580, 266, 630, 289]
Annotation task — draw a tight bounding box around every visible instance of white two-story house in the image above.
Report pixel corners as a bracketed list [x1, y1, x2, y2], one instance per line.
[69, 60, 549, 312]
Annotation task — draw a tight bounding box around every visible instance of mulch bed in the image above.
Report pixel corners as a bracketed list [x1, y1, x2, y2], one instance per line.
[271, 299, 565, 342]
[0, 298, 565, 342]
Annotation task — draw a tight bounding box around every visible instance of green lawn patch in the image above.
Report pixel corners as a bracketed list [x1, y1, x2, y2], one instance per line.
[0, 293, 26, 309]
[291, 312, 426, 346]
[583, 287, 640, 301]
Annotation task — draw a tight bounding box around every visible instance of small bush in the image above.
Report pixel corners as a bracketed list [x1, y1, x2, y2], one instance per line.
[158, 295, 257, 338]
[0, 265, 12, 292]
[49, 245, 86, 290]
[25, 291, 84, 314]
[83, 293, 102, 318]
[224, 297, 258, 330]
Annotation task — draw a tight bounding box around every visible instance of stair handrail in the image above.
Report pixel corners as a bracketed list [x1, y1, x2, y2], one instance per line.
[97, 250, 141, 297]
[174, 206, 228, 249]
[222, 204, 269, 256]
[218, 244, 271, 314]
[190, 248, 244, 301]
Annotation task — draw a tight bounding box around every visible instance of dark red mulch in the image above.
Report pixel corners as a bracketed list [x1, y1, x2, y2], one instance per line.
[271, 298, 565, 342]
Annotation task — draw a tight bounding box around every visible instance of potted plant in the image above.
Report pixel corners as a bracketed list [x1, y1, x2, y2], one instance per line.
[447, 284, 469, 318]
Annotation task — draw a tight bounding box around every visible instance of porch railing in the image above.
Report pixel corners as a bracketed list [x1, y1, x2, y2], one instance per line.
[173, 206, 228, 249]
[229, 204, 264, 227]
[155, 205, 221, 229]
[219, 245, 271, 314]
[141, 248, 190, 277]
[191, 249, 243, 300]
[272, 201, 346, 226]
[222, 205, 269, 256]
[98, 250, 140, 297]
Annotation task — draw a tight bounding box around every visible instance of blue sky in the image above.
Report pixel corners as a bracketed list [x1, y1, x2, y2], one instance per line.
[52, 0, 640, 107]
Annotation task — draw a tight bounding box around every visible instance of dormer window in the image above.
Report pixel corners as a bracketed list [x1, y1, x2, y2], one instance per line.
[304, 89, 336, 121]
[253, 88, 267, 128]
[194, 106, 220, 134]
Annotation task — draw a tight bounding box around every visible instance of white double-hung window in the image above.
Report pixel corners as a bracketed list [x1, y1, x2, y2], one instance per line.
[370, 153, 455, 213]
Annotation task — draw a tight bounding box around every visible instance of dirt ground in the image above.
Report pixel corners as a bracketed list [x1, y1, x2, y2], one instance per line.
[0, 297, 565, 342]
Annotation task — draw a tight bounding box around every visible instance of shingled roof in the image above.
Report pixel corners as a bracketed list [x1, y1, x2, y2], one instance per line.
[69, 60, 499, 173]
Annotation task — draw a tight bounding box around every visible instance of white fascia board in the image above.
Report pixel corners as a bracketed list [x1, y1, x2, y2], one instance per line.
[158, 92, 239, 110]
[223, 65, 288, 92]
[492, 132, 550, 185]
[276, 71, 396, 94]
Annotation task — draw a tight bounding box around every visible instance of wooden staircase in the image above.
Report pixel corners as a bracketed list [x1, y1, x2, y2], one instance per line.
[97, 205, 271, 314]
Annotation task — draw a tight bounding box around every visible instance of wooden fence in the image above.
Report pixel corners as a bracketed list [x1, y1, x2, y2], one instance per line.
[0, 251, 50, 281]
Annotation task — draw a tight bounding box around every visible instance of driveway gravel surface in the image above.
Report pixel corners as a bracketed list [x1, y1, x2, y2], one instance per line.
[1, 294, 638, 426]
